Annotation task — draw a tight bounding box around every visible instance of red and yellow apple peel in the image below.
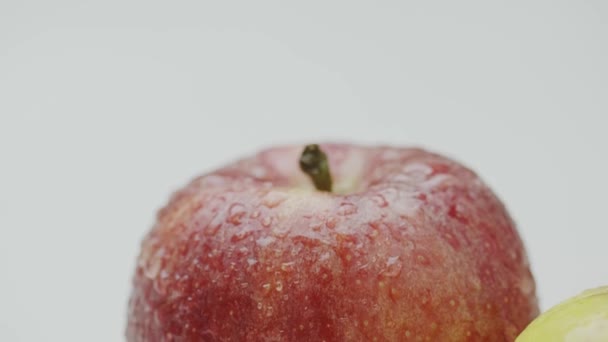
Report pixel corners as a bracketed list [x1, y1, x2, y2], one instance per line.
[127, 143, 539, 341]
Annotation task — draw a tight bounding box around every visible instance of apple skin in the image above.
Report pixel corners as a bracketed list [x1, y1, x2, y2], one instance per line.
[127, 144, 539, 341]
[516, 286, 608, 341]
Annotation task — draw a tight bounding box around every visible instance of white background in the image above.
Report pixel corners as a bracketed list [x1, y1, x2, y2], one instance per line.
[1, 1, 607, 341]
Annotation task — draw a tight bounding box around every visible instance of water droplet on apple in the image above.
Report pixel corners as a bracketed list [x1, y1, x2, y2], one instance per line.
[262, 191, 287, 208]
[281, 261, 295, 272]
[272, 224, 290, 237]
[416, 253, 431, 266]
[247, 258, 257, 266]
[205, 215, 223, 235]
[143, 247, 165, 279]
[337, 202, 357, 216]
[442, 232, 461, 250]
[447, 204, 469, 224]
[383, 255, 402, 277]
[319, 252, 331, 261]
[469, 277, 482, 291]
[519, 274, 535, 296]
[227, 203, 246, 225]
[231, 227, 255, 242]
[371, 194, 388, 207]
[275, 281, 283, 292]
[389, 287, 399, 301]
[261, 216, 272, 227]
[256, 236, 276, 247]
[325, 217, 338, 229]
[389, 173, 411, 183]
[402, 162, 433, 180]
[308, 220, 323, 231]
[422, 173, 451, 189]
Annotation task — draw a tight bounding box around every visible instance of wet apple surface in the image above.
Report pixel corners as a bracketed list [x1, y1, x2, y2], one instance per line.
[127, 144, 539, 341]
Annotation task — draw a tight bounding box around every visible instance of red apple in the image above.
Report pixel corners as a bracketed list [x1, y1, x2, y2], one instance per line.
[127, 143, 539, 341]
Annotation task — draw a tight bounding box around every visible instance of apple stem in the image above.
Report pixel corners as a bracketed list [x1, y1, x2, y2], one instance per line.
[299, 144, 333, 192]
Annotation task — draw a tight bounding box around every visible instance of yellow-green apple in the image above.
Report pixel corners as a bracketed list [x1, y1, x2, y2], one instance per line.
[127, 143, 539, 341]
[517, 286, 608, 341]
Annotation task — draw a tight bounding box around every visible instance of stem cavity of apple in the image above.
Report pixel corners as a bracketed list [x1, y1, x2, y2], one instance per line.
[299, 144, 333, 192]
